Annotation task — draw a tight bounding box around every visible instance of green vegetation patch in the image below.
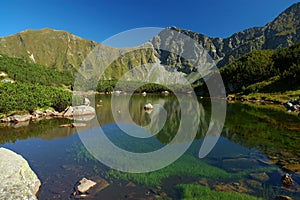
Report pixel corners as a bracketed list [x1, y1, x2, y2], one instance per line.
[105, 154, 273, 187]
[177, 184, 262, 200]
[220, 43, 300, 94]
[225, 103, 300, 160]
[0, 82, 73, 114]
[0, 54, 74, 87]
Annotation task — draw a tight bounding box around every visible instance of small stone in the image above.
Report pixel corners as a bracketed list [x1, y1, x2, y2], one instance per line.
[77, 178, 97, 193]
[125, 182, 136, 187]
[198, 178, 209, 186]
[144, 103, 153, 110]
[245, 179, 261, 188]
[281, 174, 294, 188]
[232, 182, 240, 187]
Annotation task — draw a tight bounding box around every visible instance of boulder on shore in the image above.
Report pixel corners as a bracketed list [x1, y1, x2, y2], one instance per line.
[13, 114, 32, 122]
[63, 105, 96, 117]
[0, 148, 41, 200]
[1, 114, 32, 123]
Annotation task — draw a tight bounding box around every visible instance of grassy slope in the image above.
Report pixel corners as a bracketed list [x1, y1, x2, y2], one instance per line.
[0, 54, 74, 87]
[0, 54, 78, 116]
[219, 43, 300, 101]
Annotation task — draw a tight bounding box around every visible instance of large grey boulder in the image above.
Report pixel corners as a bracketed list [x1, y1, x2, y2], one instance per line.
[12, 114, 32, 122]
[0, 148, 41, 200]
[63, 105, 96, 117]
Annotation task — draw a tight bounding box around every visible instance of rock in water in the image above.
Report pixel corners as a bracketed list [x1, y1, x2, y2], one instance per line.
[77, 178, 97, 193]
[281, 173, 294, 188]
[0, 148, 41, 200]
[63, 106, 96, 117]
[144, 103, 153, 110]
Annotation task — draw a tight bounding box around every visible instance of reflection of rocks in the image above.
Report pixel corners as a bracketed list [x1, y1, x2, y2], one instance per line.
[1, 121, 30, 128]
[60, 123, 87, 128]
[0, 148, 41, 200]
[10, 120, 30, 128]
[72, 114, 95, 122]
[249, 172, 270, 182]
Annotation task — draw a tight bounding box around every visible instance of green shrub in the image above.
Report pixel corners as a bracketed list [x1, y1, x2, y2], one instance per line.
[0, 82, 74, 114]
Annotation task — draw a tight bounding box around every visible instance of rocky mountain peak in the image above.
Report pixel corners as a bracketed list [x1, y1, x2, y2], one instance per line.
[0, 3, 299, 74]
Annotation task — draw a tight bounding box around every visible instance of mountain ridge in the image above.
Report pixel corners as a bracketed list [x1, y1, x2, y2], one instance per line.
[0, 2, 299, 73]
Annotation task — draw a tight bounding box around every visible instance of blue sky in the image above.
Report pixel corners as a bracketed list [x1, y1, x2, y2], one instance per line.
[0, 0, 298, 43]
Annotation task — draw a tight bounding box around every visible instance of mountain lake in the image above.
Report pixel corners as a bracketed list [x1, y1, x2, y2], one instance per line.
[0, 94, 299, 200]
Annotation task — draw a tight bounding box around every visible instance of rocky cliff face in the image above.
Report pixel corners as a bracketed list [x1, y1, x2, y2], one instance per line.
[155, 3, 300, 68]
[0, 3, 299, 75]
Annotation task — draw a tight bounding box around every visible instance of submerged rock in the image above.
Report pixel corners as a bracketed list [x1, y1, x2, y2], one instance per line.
[276, 195, 294, 200]
[282, 164, 300, 173]
[74, 177, 109, 198]
[213, 180, 254, 194]
[0, 148, 41, 200]
[249, 172, 270, 182]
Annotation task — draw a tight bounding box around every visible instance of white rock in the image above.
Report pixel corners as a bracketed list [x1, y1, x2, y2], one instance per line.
[0, 148, 41, 200]
[77, 178, 97, 193]
[144, 103, 153, 110]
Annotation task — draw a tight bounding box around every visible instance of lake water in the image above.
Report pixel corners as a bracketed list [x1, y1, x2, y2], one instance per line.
[0, 94, 299, 200]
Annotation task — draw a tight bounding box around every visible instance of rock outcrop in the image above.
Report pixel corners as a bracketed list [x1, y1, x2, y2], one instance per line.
[150, 3, 300, 70]
[62, 105, 96, 117]
[0, 148, 41, 200]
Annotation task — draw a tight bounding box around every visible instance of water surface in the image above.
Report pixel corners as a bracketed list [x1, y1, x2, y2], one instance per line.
[0, 94, 299, 199]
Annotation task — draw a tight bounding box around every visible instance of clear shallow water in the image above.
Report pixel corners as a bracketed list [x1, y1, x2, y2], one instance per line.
[0, 94, 299, 200]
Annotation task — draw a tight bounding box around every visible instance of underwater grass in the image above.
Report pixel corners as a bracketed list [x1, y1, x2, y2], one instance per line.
[177, 184, 263, 200]
[105, 154, 275, 187]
